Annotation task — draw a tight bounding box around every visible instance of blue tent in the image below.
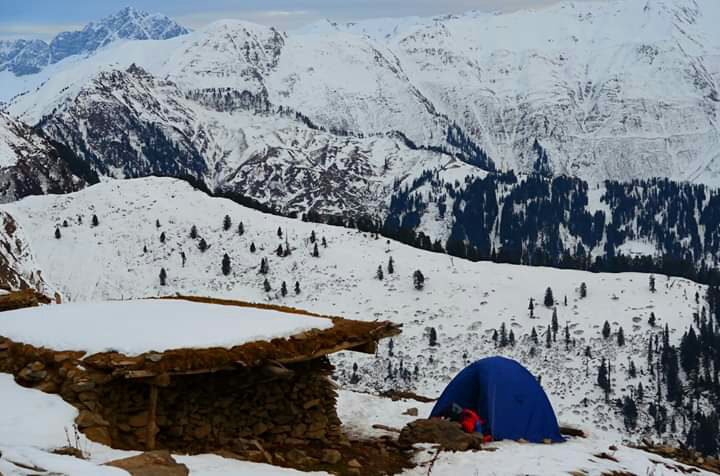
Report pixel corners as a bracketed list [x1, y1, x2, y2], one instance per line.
[430, 357, 564, 443]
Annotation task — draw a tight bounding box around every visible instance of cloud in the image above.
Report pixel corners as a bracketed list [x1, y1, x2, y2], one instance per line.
[177, 8, 314, 31]
[0, 22, 83, 41]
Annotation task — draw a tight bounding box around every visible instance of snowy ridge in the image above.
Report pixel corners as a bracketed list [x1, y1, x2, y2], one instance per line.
[4, 0, 720, 185]
[0, 178, 707, 442]
[0, 6, 188, 77]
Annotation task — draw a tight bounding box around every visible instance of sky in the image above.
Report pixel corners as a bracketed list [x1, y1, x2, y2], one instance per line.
[0, 0, 604, 41]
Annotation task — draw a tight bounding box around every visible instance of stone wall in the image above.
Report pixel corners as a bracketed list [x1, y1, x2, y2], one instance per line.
[102, 359, 341, 451]
[0, 338, 341, 452]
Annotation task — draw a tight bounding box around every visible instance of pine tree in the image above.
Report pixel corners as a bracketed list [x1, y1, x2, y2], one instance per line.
[413, 270, 425, 290]
[223, 215, 231, 231]
[250, 242, 256, 253]
[564, 322, 571, 350]
[322, 237, 327, 248]
[509, 329, 515, 347]
[198, 238, 208, 252]
[492, 329, 498, 345]
[159, 232, 166, 243]
[552, 307, 559, 340]
[376, 265, 384, 280]
[259, 257, 268, 275]
[429, 327, 437, 347]
[628, 360, 637, 378]
[222, 253, 231, 276]
[238, 222, 244, 235]
[499, 323, 508, 347]
[580, 282, 587, 298]
[54, 227, 61, 239]
[602, 321, 611, 339]
[156, 219, 160, 228]
[529, 298, 535, 318]
[294, 281, 301, 295]
[276, 244, 284, 257]
[62, 220, 68, 228]
[544, 287, 554, 307]
[312, 243, 319, 257]
[281, 281, 288, 297]
[545, 326, 552, 349]
[388, 256, 394, 274]
[277, 227, 283, 238]
[310, 230, 316, 244]
[263, 278, 271, 292]
[617, 327, 625, 346]
[91, 214, 99, 227]
[637, 382, 644, 402]
[143, 245, 147, 254]
[159, 268, 167, 286]
[597, 358, 609, 392]
[531, 326, 538, 344]
[649, 275, 656, 293]
[648, 312, 656, 327]
[190, 225, 198, 239]
[622, 396, 638, 430]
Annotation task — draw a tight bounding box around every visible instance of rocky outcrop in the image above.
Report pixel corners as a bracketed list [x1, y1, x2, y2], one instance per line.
[398, 419, 486, 451]
[105, 451, 189, 476]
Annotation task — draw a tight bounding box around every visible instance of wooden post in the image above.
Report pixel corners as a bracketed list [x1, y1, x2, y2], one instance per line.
[146, 384, 158, 450]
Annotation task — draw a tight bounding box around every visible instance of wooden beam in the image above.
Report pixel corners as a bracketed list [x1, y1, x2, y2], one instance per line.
[351, 340, 377, 354]
[146, 385, 158, 451]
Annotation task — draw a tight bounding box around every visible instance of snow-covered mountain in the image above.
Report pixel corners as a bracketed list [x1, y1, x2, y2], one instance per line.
[0, 7, 188, 76]
[4, 0, 720, 186]
[0, 111, 92, 203]
[33, 63, 477, 217]
[0, 177, 711, 454]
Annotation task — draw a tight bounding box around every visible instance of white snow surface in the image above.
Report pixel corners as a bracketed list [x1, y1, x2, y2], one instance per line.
[0, 299, 332, 356]
[5, 0, 720, 185]
[0, 371, 710, 476]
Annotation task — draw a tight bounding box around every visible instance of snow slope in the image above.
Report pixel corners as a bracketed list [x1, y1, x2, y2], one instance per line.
[0, 177, 707, 447]
[5, 0, 720, 185]
[0, 366, 710, 475]
[0, 300, 332, 356]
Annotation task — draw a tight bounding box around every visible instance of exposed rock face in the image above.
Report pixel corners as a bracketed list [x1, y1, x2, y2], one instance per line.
[0, 7, 188, 76]
[0, 111, 93, 203]
[398, 419, 485, 451]
[105, 451, 189, 476]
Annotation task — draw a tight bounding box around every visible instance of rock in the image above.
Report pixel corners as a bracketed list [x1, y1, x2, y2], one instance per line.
[76, 410, 109, 429]
[321, 449, 342, 465]
[291, 423, 307, 438]
[128, 412, 148, 427]
[70, 379, 95, 392]
[34, 380, 59, 393]
[84, 426, 112, 446]
[348, 458, 362, 468]
[253, 422, 268, 435]
[303, 399, 321, 409]
[105, 451, 189, 476]
[348, 469, 361, 476]
[285, 449, 308, 465]
[398, 419, 484, 451]
[194, 423, 212, 439]
[608, 445, 618, 451]
[403, 407, 419, 416]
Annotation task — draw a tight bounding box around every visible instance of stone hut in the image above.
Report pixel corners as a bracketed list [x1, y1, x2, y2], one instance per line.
[0, 296, 400, 455]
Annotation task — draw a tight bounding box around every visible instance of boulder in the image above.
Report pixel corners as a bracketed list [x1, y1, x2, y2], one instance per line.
[398, 418, 485, 451]
[105, 451, 189, 476]
[320, 449, 342, 464]
[75, 410, 109, 429]
[403, 407, 419, 416]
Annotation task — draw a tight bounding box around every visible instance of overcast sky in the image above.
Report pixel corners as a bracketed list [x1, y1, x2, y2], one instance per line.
[0, 0, 604, 41]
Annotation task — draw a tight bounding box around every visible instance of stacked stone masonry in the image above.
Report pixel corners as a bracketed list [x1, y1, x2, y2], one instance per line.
[0, 338, 341, 452]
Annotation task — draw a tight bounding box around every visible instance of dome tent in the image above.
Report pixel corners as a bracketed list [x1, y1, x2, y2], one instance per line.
[430, 356, 564, 443]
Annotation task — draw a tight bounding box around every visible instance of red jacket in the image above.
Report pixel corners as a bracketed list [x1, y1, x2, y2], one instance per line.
[460, 409, 481, 433]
